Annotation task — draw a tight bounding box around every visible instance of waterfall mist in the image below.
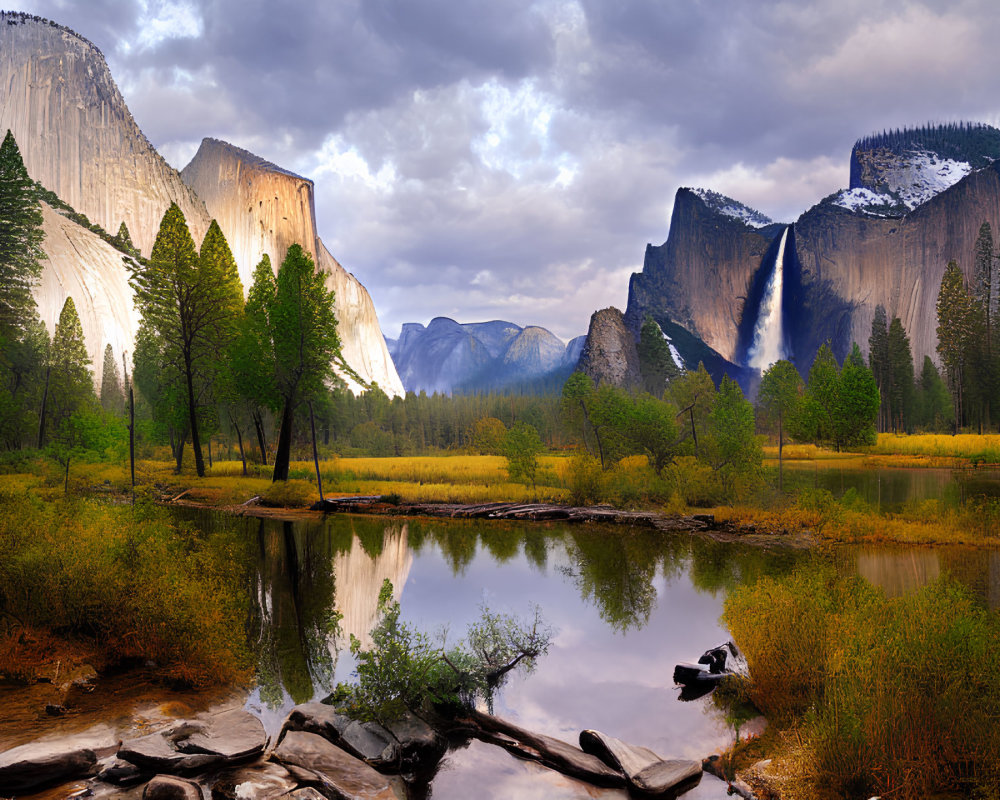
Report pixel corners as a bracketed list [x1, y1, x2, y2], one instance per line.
[747, 227, 789, 371]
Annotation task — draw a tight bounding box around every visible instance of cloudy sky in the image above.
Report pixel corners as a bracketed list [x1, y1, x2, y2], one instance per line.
[10, 0, 1000, 340]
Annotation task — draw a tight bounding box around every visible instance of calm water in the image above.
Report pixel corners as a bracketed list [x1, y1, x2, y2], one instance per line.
[780, 463, 1000, 512]
[9, 506, 1000, 798]
[240, 513, 800, 798]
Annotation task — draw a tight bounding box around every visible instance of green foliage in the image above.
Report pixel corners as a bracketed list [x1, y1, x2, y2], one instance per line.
[270, 244, 341, 481]
[886, 317, 914, 432]
[129, 209, 243, 476]
[637, 315, 680, 396]
[937, 260, 975, 430]
[913, 356, 953, 432]
[725, 567, 1000, 799]
[703, 375, 761, 498]
[868, 305, 889, 432]
[503, 421, 544, 488]
[798, 343, 878, 451]
[669, 363, 716, 457]
[0, 130, 45, 338]
[470, 416, 507, 455]
[0, 494, 252, 685]
[343, 579, 553, 723]
[626, 392, 680, 474]
[100, 344, 125, 415]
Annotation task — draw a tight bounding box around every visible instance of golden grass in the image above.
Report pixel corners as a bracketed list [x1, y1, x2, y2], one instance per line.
[869, 433, 1000, 462]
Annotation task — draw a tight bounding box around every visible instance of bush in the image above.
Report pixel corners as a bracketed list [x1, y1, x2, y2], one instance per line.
[565, 451, 603, 505]
[724, 567, 1000, 799]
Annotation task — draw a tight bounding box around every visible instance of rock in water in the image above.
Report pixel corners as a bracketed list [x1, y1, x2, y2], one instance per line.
[180, 137, 404, 397]
[210, 762, 299, 800]
[0, 738, 98, 794]
[273, 731, 401, 800]
[143, 775, 202, 800]
[119, 709, 265, 774]
[578, 307, 641, 388]
[579, 729, 701, 798]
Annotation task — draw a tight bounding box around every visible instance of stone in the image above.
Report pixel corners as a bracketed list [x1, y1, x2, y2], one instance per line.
[280, 790, 326, 800]
[0, 737, 99, 794]
[282, 703, 445, 773]
[120, 710, 265, 775]
[98, 758, 152, 787]
[209, 762, 299, 800]
[143, 775, 203, 800]
[578, 307, 642, 388]
[273, 731, 400, 800]
[579, 729, 701, 798]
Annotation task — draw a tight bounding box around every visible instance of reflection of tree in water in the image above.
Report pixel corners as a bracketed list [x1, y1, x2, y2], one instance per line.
[686, 538, 804, 596]
[560, 530, 688, 632]
[249, 518, 341, 708]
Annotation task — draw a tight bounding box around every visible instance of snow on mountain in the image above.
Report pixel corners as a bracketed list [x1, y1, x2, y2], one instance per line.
[831, 187, 904, 217]
[691, 188, 774, 228]
[886, 149, 971, 210]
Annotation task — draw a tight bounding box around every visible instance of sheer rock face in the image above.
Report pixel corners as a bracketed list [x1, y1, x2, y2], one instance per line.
[625, 189, 780, 364]
[627, 161, 1000, 374]
[36, 203, 139, 390]
[0, 13, 211, 256]
[578, 308, 640, 388]
[181, 138, 404, 397]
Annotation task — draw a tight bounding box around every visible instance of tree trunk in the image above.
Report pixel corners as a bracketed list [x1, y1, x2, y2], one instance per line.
[36, 366, 50, 448]
[232, 416, 247, 477]
[252, 409, 268, 466]
[184, 352, 206, 477]
[309, 401, 324, 501]
[272, 397, 295, 482]
[174, 427, 188, 474]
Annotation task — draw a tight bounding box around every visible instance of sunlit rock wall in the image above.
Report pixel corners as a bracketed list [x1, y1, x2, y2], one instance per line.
[0, 13, 211, 255]
[182, 138, 404, 397]
[35, 203, 139, 389]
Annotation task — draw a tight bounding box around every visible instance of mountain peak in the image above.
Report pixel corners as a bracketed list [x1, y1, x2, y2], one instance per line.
[685, 187, 774, 228]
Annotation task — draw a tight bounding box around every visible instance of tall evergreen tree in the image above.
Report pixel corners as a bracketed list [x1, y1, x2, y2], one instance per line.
[100, 343, 125, 415]
[915, 356, 953, 432]
[835, 343, 880, 448]
[270, 244, 341, 482]
[129, 210, 242, 476]
[0, 130, 45, 340]
[637, 316, 680, 396]
[886, 317, 915, 432]
[868, 305, 890, 432]
[41, 297, 95, 445]
[936, 260, 975, 431]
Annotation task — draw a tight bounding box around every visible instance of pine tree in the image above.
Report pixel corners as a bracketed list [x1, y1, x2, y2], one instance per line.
[112, 220, 136, 256]
[886, 317, 915, 432]
[40, 297, 95, 445]
[270, 244, 341, 482]
[835, 343, 880, 448]
[0, 130, 45, 339]
[129, 210, 243, 476]
[936, 261, 975, 431]
[100, 343, 125, 415]
[868, 305, 890, 432]
[637, 316, 680, 396]
[972, 223, 996, 430]
[915, 356, 953, 432]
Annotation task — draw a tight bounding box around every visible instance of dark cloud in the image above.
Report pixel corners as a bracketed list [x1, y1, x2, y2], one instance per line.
[10, 0, 1000, 339]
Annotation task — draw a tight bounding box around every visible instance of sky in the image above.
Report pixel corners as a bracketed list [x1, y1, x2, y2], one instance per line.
[9, 0, 1000, 341]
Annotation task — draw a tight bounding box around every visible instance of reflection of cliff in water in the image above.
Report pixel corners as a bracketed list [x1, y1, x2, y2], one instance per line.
[249, 516, 412, 708]
[333, 520, 413, 650]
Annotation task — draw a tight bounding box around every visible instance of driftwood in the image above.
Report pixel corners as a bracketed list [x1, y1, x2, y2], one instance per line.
[310, 496, 717, 532]
[452, 709, 626, 788]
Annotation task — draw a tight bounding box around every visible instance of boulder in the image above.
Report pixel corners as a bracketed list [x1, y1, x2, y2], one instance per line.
[579, 730, 701, 798]
[281, 704, 445, 773]
[210, 762, 299, 800]
[273, 731, 401, 800]
[143, 775, 203, 800]
[280, 789, 326, 800]
[120, 710, 266, 775]
[97, 758, 152, 787]
[0, 738, 99, 794]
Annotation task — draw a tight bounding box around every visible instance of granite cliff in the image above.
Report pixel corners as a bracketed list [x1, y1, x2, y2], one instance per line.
[625, 124, 1000, 383]
[0, 12, 211, 254]
[5, 13, 401, 397]
[578, 308, 641, 388]
[181, 138, 404, 396]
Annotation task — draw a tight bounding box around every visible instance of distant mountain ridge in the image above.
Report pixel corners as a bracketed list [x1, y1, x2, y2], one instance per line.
[386, 317, 583, 394]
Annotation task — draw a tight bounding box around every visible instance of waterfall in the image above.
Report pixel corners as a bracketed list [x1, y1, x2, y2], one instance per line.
[747, 227, 789, 370]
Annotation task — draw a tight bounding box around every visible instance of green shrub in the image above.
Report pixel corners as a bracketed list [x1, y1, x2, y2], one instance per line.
[725, 567, 1000, 799]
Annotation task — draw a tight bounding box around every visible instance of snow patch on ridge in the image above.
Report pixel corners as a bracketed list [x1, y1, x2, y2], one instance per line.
[831, 187, 903, 217]
[889, 149, 971, 209]
[691, 188, 773, 228]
